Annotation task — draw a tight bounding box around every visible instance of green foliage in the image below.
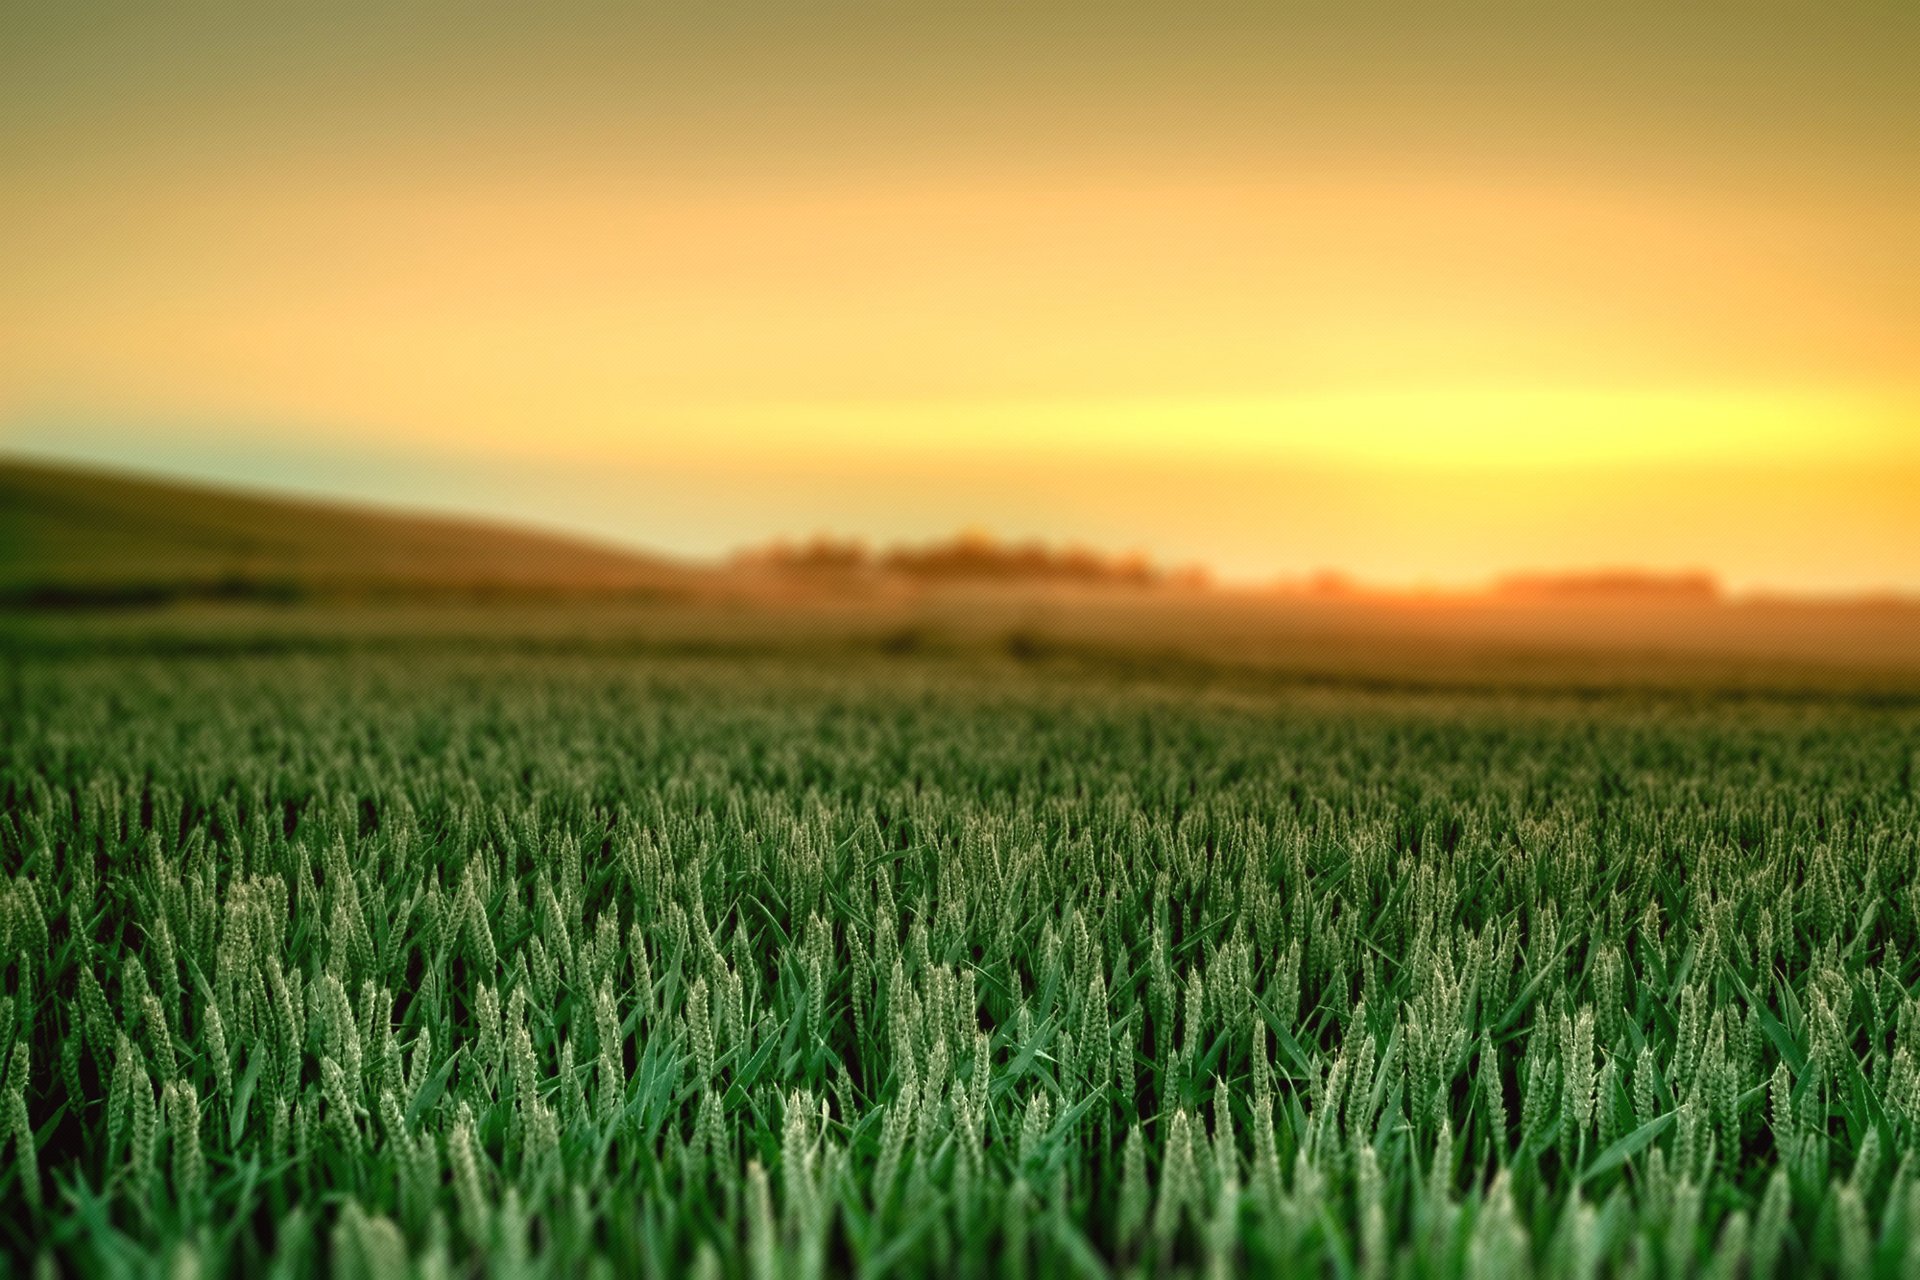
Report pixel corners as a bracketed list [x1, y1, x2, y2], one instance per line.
[1, 642, 1919, 1276]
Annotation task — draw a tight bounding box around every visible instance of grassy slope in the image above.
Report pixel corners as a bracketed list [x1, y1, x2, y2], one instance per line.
[0, 458, 702, 602]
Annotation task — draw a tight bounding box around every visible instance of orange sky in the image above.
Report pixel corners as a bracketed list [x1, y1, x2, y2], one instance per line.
[3, 3, 1917, 590]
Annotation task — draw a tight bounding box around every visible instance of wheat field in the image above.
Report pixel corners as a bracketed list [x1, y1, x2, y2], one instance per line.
[3, 629, 1918, 1277]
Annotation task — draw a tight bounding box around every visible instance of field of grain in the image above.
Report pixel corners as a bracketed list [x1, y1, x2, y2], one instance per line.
[3, 611, 1918, 1278]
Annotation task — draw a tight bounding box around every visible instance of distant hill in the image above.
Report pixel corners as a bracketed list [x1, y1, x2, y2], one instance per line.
[0, 457, 702, 605]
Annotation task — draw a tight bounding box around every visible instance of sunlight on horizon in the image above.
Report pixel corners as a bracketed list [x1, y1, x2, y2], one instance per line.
[3, 2, 1916, 591]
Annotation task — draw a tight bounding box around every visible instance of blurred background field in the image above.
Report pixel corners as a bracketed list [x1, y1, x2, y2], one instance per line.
[6, 457, 1916, 702]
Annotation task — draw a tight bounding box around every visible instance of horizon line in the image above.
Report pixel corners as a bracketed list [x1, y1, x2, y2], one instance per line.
[5, 446, 1916, 606]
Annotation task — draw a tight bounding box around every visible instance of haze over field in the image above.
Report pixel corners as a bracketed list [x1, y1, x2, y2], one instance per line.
[7, 458, 1918, 693]
[4, 2, 1918, 592]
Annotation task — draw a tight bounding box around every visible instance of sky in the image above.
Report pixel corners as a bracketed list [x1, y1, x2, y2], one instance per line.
[3, 2, 1918, 591]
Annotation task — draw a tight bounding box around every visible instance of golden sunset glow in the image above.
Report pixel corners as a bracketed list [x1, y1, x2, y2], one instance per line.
[3, 3, 1917, 590]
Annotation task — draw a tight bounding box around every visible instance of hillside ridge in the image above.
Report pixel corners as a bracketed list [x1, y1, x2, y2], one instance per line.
[0, 455, 701, 604]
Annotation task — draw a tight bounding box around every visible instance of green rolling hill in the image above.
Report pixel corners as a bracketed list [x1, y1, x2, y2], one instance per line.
[0, 457, 701, 604]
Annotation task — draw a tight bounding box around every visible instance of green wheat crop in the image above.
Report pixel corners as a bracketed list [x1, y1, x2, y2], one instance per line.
[1, 639, 1918, 1277]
